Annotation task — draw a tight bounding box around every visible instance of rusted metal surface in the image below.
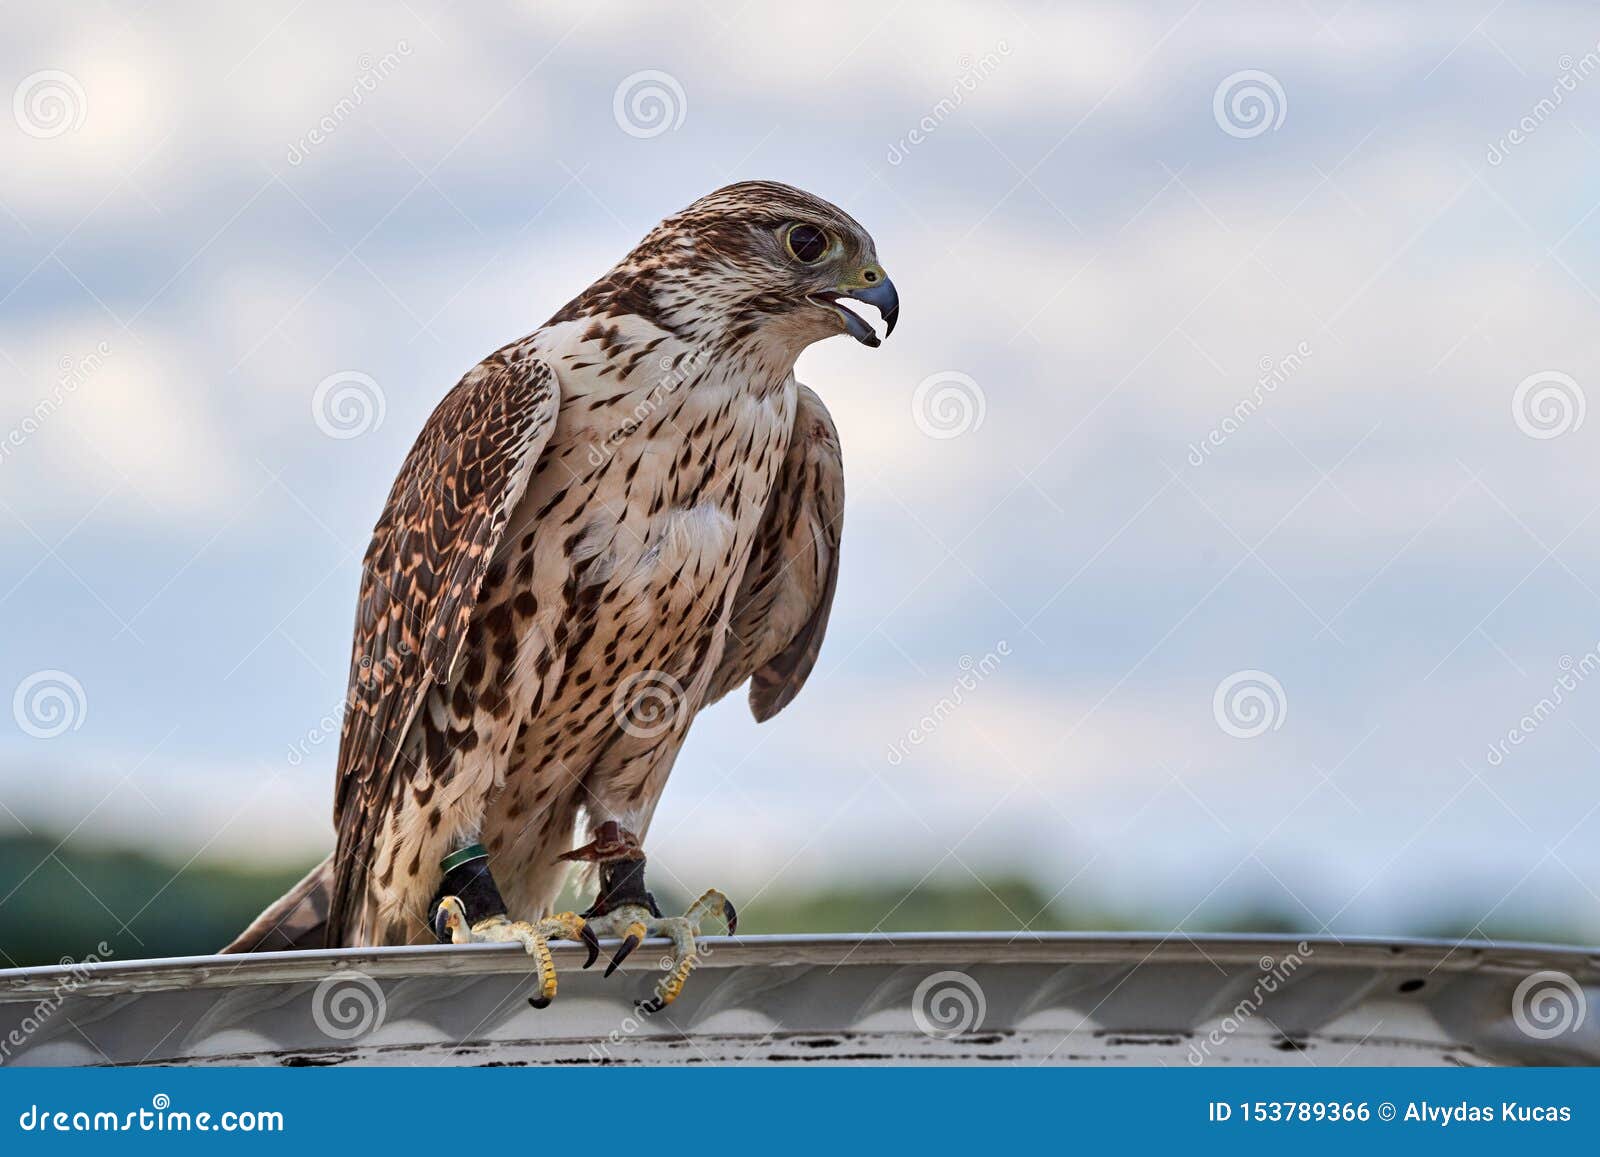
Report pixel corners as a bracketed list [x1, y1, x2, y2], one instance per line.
[2, 933, 1596, 1066]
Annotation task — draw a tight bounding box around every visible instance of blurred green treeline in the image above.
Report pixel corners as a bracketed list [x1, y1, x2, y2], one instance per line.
[0, 832, 1591, 968]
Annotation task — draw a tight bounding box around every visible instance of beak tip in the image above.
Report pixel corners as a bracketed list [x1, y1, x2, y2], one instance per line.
[839, 276, 898, 347]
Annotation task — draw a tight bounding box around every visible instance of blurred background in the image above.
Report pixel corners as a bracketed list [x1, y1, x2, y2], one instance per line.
[4, 1, 1600, 967]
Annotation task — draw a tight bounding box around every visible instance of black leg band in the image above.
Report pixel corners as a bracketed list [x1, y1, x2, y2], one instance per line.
[429, 844, 507, 940]
[584, 856, 662, 920]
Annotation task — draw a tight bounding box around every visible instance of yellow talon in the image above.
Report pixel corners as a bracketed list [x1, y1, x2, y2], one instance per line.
[578, 853, 739, 1012]
[433, 896, 471, 943]
[429, 900, 595, 1010]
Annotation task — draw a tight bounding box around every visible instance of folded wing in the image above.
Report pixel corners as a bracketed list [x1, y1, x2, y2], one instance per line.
[327, 351, 560, 943]
[709, 383, 844, 721]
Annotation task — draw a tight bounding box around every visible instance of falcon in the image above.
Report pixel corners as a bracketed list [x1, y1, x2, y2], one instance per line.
[224, 181, 898, 1011]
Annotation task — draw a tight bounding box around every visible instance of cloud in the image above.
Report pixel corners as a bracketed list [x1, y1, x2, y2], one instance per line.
[0, 323, 244, 526]
[3, 0, 1600, 935]
[0, 21, 176, 219]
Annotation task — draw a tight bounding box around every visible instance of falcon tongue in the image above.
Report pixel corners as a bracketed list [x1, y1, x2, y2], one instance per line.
[834, 297, 884, 347]
[832, 275, 899, 346]
[809, 277, 899, 348]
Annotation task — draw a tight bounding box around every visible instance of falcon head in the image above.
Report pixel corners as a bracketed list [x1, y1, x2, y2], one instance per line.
[630, 181, 899, 352]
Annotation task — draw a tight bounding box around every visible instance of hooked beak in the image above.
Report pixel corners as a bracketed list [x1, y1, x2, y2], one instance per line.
[809, 270, 899, 348]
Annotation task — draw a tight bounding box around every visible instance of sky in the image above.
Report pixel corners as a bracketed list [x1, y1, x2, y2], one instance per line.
[3, 0, 1600, 942]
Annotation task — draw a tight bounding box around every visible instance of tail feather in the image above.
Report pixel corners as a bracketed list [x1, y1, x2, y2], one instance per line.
[220, 854, 334, 953]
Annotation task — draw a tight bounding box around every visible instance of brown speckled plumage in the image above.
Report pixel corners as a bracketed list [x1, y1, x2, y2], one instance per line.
[225, 181, 886, 953]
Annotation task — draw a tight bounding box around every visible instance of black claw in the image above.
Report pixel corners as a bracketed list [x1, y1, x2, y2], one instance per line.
[579, 922, 600, 969]
[430, 901, 453, 944]
[604, 932, 641, 978]
[635, 997, 665, 1014]
[723, 899, 738, 937]
[527, 994, 552, 1010]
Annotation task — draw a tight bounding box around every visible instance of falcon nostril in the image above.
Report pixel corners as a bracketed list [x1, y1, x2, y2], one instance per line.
[863, 270, 879, 282]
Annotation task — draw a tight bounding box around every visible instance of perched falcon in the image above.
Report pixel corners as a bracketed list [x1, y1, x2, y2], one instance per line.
[225, 181, 897, 1009]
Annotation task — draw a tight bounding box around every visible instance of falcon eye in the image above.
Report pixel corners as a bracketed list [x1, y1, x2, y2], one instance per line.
[784, 223, 830, 264]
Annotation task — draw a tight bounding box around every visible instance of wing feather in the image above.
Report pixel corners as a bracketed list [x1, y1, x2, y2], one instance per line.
[709, 383, 843, 721]
[326, 349, 559, 943]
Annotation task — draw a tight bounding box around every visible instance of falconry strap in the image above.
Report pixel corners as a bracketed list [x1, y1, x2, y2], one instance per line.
[429, 843, 507, 939]
[583, 855, 663, 921]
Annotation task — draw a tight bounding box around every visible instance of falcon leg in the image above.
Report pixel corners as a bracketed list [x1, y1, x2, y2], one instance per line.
[430, 844, 599, 1008]
[567, 838, 737, 1013]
